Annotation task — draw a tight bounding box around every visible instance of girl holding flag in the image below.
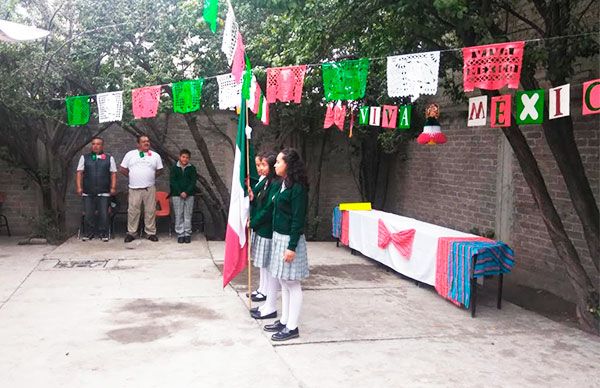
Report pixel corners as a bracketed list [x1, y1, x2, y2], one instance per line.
[248, 151, 280, 316]
[262, 148, 309, 341]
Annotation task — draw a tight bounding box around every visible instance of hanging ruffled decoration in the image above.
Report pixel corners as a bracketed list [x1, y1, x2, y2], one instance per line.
[132, 86, 162, 119]
[202, 0, 218, 33]
[322, 58, 370, 101]
[417, 103, 447, 145]
[248, 75, 263, 114]
[221, 4, 239, 66]
[387, 51, 440, 100]
[256, 94, 269, 125]
[96, 91, 123, 123]
[216, 73, 241, 110]
[323, 101, 346, 130]
[462, 41, 524, 92]
[65, 96, 90, 126]
[266, 65, 307, 104]
[172, 79, 204, 114]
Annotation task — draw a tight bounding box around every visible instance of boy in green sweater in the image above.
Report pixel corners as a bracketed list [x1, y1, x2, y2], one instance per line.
[170, 149, 197, 243]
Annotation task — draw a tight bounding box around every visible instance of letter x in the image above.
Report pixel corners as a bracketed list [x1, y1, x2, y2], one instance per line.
[520, 93, 539, 121]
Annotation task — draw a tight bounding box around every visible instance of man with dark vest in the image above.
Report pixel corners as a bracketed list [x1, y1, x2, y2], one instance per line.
[76, 136, 117, 241]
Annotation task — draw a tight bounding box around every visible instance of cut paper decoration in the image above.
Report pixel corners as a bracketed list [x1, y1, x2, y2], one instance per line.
[248, 75, 262, 114]
[417, 103, 447, 145]
[202, 0, 218, 33]
[65, 96, 90, 126]
[369, 106, 381, 126]
[216, 73, 242, 110]
[132, 86, 162, 119]
[322, 58, 370, 101]
[467, 96, 488, 127]
[516, 90, 544, 124]
[462, 41, 525, 92]
[241, 58, 252, 101]
[231, 32, 246, 83]
[96, 91, 123, 123]
[358, 106, 369, 125]
[323, 102, 346, 130]
[377, 219, 416, 259]
[549, 84, 570, 120]
[257, 94, 269, 125]
[381, 105, 398, 129]
[221, 4, 239, 66]
[582, 79, 600, 116]
[266, 65, 307, 104]
[398, 105, 411, 129]
[490, 95, 512, 127]
[387, 51, 440, 100]
[172, 79, 204, 114]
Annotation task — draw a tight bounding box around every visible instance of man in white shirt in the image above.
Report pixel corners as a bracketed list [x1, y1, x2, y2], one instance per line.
[120, 135, 164, 242]
[76, 136, 117, 242]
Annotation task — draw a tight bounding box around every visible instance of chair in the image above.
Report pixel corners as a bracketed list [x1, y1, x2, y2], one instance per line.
[0, 192, 11, 237]
[155, 191, 172, 236]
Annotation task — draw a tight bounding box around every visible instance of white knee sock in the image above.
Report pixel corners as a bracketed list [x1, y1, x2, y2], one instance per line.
[279, 279, 290, 325]
[258, 272, 278, 316]
[257, 267, 268, 294]
[281, 280, 302, 330]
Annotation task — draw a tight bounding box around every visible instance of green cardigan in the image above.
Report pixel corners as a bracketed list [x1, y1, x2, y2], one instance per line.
[250, 178, 280, 238]
[170, 163, 197, 196]
[272, 181, 308, 251]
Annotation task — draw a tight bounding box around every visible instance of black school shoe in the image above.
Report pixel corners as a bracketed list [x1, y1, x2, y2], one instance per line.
[251, 292, 266, 302]
[177, 237, 184, 243]
[124, 234, 135, 243]
[250, 309, 277, 319]
[147, 235, 158, 242]
[271, 327, 299, 341]
[263, 320, 286, 333]
[184, 236, 191, 243]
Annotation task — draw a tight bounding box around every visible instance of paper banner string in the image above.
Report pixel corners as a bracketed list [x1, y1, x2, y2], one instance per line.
[266, 65, 307, 104]
[221, 4, 239, 66]
[216, 73, 241, 110]
[96, 91, 123, 123]
[172, 79, 204, 114]
[387, 51, 440, 100]
[324, 101, 346, 130]
[322, 58, 370, 101]
[462, 41, 525, 92]
[132, 86, 162, 119]
[65, 95, 90, 126]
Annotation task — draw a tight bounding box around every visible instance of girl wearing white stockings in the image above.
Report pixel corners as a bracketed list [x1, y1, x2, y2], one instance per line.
[248, 151, 281, 318]
[264, 148, 309, 341]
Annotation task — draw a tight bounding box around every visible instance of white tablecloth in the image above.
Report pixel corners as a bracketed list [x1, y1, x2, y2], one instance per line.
[348, 210, 477, 285]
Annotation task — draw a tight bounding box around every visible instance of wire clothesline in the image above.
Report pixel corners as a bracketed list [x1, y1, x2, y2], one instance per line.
[55, 30, 598, 101]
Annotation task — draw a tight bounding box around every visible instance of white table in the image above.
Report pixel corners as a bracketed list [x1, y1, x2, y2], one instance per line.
[347, 209, 478, 285]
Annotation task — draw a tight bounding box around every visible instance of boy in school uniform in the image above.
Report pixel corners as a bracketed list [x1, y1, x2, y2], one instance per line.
[170, 149, 197, 243]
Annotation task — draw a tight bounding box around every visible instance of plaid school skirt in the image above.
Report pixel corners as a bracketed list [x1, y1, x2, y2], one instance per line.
[250, 231, 272, 268]
[269, 231, 309, 281]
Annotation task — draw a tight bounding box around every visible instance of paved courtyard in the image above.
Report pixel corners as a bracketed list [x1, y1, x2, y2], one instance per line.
[0, 235, 598, 387]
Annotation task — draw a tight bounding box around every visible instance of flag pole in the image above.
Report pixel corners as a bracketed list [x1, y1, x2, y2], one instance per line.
[245, 104, 252, 310]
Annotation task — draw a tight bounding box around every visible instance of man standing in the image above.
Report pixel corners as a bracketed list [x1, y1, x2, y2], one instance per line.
[120, 135, 163, 242]
[76, 136, 117, 242]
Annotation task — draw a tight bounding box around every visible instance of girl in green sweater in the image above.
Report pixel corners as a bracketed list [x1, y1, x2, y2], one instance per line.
[263, 148, 309, 341]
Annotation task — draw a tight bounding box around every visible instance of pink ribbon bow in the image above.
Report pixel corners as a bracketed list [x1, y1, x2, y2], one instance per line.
[377, 219, 415, 259]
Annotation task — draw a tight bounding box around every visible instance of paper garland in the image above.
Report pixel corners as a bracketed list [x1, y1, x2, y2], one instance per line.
[202, 0, 218, 34]
[132, 86, 162, 119]
[322, 58, 370, 101]
[582, 79, 599, 115]
[231, 32, 246, 83]
[216, 73, 241, 110]
[324, 102, 346, 130]
[172, 79, 204, 114]
[221, 4, 239, 66]
[266, 65, 307, 104]
[65, 96, 90, 126]
[96, 91, 124, 123]
[462, 41, 524, 92]
[387, 51, 440, 100]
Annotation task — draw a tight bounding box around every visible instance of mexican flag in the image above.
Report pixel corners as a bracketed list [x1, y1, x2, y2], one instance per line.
[223, 98, 257, 287]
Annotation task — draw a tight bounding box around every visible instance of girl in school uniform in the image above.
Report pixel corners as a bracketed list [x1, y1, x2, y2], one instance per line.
[262, 148, 309, 341]
[248, 151, 280, 312]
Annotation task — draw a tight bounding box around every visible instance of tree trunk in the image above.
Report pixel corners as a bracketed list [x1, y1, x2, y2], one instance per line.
[500, 117, 599, 334]
[307, 128, 331, 239]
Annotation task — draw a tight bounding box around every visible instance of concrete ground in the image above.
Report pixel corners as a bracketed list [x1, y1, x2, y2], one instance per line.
[0, 235, 598, 387]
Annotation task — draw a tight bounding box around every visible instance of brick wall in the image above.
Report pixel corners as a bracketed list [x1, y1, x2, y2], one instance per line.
[0, 161, 39, 235]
